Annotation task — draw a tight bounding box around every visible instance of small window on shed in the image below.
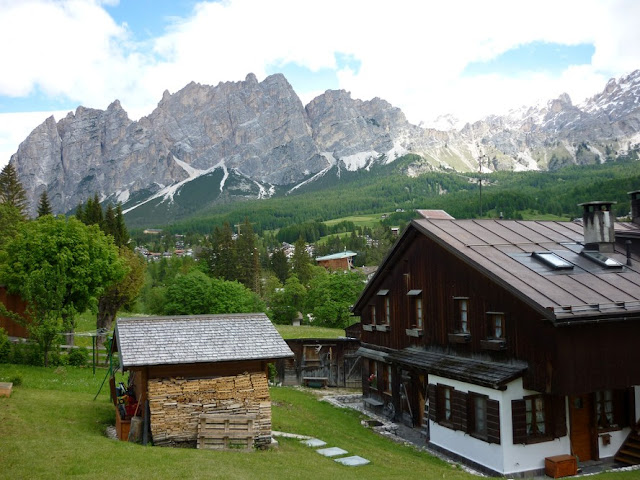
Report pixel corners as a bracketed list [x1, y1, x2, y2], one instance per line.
[532, 251, 574, 270]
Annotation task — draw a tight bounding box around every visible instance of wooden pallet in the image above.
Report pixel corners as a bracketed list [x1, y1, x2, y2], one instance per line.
[197, 414, 256, 450]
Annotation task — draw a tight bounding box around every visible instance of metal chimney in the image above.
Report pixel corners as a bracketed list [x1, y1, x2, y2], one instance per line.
[578, 201, 616, 253]
[629, 190, 640, 225]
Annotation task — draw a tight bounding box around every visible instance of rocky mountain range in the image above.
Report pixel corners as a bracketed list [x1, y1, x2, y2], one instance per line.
[10, 70, 640, 219]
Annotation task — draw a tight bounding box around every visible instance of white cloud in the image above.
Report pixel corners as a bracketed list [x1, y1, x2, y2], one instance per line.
[0, 0, 639, 168]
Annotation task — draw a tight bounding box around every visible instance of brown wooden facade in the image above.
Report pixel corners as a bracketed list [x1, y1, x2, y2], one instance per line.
[352, 212, 640, 476]
[276, 338, 362, 388]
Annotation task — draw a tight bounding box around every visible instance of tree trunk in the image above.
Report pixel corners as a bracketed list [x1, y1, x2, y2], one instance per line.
[97, 295, 118, 348]
[62, 315, 75, 346]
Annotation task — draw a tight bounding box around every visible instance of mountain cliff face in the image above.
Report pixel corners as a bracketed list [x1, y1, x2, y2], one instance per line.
[10, 70, 640, 218]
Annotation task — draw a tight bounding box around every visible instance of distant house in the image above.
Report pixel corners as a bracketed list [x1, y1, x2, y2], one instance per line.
[143, 229, 163, 235]
[316, 250, 357, 271]
[112, 313, 293, 448]
[352, 194, 640, 477]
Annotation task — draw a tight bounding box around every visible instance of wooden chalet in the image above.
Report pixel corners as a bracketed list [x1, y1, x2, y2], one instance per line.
[316, 251, 357, 271]
[352, 196, 640, 477]
[112, 313, 293, 449]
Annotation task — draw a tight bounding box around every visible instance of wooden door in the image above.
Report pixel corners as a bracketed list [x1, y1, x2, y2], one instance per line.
[569, 394, 594, 462]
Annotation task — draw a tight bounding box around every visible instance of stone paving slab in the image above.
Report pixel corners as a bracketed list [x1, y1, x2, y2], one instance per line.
[335, 455, 370, 466]
[316, 447, 348, 457]
[301, 438, 327, 448]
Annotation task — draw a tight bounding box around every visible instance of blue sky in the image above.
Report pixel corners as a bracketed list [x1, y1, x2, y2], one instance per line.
[0, 0, 639, 167]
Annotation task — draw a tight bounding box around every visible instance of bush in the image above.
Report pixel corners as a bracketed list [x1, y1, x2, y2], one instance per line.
[11, 342, 44, 366]
[0, 328, 10, 363]
[67, 347, 89, 367]
[10, 375, 22, 387]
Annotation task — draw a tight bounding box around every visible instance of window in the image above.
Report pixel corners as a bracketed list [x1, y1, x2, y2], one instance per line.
[437, 385, 453, 423]
[470, 394, 488, 439]
[455, 298, 469, 333]
[370, 305, 376, 325]
[407, 289, 423, 328]
[532, 251, 574, 270]
[384, 296, 391, 324]
[525, 395, 546, 437]
[487, 312, 504, 339]
[595, 390, 615, 429]
[368, 360, 378, 390]
[383, 364, 392, 394]
[415, 297, 423, 328]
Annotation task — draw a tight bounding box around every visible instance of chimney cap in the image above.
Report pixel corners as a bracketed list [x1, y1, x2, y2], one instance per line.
[578, 201, 616, 212]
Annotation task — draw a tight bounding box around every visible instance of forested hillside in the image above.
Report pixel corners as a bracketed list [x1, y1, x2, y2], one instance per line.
[139, 153, 640, 238]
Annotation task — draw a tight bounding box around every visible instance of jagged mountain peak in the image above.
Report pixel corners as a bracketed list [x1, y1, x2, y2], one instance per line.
[9, 69, 640, 221]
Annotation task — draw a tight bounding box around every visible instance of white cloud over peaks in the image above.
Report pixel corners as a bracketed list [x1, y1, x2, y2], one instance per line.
[0, 0, 639, 168]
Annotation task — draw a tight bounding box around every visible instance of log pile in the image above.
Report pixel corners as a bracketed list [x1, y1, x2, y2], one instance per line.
[148, 372, 272, 447]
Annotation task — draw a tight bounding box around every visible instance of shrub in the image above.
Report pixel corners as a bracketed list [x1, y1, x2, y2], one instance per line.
[11, 342, 44, 366]
[67, 347, 89, 367]
[0, 328, 10, 363]
[10, 375, 22, 387]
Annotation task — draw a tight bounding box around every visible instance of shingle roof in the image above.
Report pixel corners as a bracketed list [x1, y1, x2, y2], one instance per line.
[114, 313, 293, 368]
[358, 346, 526, 390]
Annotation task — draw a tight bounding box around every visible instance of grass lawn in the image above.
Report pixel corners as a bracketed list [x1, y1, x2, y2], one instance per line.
[0, 365, 637, 480]
[275, 325, 348, 339]
[324, 214, 387, 229]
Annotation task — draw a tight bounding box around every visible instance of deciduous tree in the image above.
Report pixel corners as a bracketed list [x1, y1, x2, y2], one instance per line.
[0, 216, 126, 364]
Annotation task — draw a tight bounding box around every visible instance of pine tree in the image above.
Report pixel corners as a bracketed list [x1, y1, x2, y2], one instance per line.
[114, 203, 129, 247]
[37, 191, 53, 217]
[208, 222, 236, 281]
[270, 247, 289, 284]
[236, 218, 261, 293]
[0, 163, 29, 217]
[103, 203, 116, 238]
[291, 236, 312, 285]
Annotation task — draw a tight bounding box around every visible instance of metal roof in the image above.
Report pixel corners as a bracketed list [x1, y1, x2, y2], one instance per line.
[114, 313, 293, 369]
[316, 251, 357, 261]
[354, 218, 640, 323]
[358, 346, 526, 390]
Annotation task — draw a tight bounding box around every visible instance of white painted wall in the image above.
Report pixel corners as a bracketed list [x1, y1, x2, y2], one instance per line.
[428, 375, 572, 476]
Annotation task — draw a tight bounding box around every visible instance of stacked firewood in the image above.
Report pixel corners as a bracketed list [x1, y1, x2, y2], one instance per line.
[148, 372, 271, 447]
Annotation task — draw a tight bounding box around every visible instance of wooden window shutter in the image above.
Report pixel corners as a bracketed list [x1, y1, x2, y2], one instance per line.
[550, 395, 567, 438]
[511, 399, 527, 444]
[626, 387, 637, 428]
[486, 399, 501, 444]
[614, 389, 630, 428]
[452, 390, 467, 431]
[428, 384, 437, 422]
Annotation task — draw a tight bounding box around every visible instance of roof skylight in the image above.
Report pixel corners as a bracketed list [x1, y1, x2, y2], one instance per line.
[532, 251, 574, 270]
[581, 250, 623, 268]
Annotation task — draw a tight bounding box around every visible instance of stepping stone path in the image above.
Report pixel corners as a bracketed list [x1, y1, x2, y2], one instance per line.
[300, 438, 370, 466]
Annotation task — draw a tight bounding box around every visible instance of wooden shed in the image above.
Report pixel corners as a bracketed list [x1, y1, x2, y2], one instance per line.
[277, 338, 362, 388]
[112, 313, 293, 449]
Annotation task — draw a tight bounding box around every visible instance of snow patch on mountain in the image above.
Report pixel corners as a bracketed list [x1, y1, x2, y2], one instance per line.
[341, 151, 380, 171]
